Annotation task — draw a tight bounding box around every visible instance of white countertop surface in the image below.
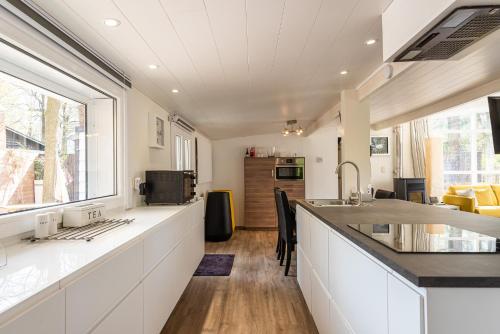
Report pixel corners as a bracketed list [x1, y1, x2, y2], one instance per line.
[0, 202, 201, 324]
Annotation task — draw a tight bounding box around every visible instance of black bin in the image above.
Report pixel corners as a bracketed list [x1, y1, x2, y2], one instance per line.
[205, 191, 233, 241]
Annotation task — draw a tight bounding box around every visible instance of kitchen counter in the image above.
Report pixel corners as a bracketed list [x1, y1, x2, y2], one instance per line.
[0, 201, 200, 325]
[297, 199, 500, 287]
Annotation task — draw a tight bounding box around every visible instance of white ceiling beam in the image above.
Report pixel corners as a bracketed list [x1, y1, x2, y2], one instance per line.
[306, 101, 340, 136]
[356, 61, 414, 101]
[371, 76, 500, 130]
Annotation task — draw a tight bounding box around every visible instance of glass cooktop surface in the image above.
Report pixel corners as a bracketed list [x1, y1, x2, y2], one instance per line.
[347, 224, 500, 253]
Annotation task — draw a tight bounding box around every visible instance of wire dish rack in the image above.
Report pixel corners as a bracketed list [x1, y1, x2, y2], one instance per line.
[27, 218, 135, 242]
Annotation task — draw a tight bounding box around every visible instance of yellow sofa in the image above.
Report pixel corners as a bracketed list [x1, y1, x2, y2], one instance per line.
[443, 184, 500, 217]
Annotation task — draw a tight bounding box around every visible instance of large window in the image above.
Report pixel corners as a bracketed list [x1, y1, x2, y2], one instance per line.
[0, 41, 116, 215]
[429, 97, 500, 189]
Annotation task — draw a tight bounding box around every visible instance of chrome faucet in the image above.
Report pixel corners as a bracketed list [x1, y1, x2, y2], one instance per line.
[335, 161, 362, 206]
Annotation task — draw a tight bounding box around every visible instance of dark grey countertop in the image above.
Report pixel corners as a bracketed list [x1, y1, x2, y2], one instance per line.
[296, 199, 500, 288]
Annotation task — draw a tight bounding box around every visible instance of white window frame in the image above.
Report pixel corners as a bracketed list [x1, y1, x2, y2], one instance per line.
[0, 14, 126, 238]
[171, 123, 194, 171]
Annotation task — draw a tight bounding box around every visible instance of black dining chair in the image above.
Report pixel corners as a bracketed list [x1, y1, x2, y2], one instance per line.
[374, 189, 396, 199]
[274, 187, 283, 259]
[276, 189, 297, 276]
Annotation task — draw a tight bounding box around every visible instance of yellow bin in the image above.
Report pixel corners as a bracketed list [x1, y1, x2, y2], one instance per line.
[213, 189, 236, 231]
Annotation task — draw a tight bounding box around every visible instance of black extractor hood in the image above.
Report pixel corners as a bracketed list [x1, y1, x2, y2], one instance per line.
[394, 6, 500, 62]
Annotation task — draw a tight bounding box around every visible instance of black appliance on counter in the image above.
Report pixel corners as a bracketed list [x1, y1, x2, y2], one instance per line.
[394, 178, 426, 204]
[140, 170, 196, 205]
[274, 157, 305, 180]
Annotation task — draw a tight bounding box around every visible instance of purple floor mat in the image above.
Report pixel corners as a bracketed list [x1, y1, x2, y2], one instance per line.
[194, 254, 235, 276]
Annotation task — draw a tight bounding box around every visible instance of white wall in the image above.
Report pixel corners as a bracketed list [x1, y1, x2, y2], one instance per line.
[370, 128, 394, 191]
[194, 131, 213, 199]
[305, 125, 338, 199]
[212, 133, 306, 227]
[126, 90, 214, 207]
[212, 128, 340, 227]
[340, 90, 371, 197]
[126, 88, 172, 208]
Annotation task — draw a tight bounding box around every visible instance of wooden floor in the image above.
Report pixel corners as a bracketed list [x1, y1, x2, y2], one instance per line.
[162, 230, 318, 334]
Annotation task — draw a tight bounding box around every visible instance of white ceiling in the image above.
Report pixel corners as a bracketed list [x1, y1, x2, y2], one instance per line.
[370, 29, 500, 127]
[30, 0, 392, 139]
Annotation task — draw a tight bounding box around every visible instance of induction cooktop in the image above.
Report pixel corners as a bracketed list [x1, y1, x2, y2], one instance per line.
[347, 224, 500, 253]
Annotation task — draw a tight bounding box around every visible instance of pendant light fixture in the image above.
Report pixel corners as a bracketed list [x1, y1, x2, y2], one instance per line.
[281, 120, 304, 136]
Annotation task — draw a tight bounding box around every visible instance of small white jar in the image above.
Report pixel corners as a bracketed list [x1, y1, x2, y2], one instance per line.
[47, 212, 58, 235]
[34, 213, 49, 239]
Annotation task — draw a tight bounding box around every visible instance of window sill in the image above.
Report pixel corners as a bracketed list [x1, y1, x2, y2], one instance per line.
[0, 195, 125, 241]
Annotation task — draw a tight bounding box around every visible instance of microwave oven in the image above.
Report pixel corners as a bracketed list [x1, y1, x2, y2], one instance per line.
[140, 170, 196, 205]
[275, 157, 305, 180]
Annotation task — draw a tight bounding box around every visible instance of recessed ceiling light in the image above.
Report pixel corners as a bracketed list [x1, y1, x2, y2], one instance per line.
[148, 64, 159, 70]
[171, 89, 179, 93]
[103, 18, 121, 27]
[365, 39, 377, 46]
[340, 70, 348, 75]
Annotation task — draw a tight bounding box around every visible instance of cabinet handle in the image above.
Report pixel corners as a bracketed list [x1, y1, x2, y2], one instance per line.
[272, 169, 274, 178]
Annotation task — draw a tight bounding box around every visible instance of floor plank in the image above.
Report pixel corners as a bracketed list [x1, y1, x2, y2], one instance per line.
[162, 230, 318, 334]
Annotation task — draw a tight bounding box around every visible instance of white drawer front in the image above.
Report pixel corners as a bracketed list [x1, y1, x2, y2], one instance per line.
[144, 220, 204, 334]
[143, 210, 186, 274]
[144, 243, 184, 334]
[329, 299, 354, 334]
[388, 274, 423, 334]
[296, 206, 311, 260]
[330, 234, 388, 334]
[66, 242, 143, 334]
[310, 216, 329, 288]
[311, 270, 330, 334]
[0, 290, 65, 334]
[92, 284, 143, 334]
[297, 246, 312, 311]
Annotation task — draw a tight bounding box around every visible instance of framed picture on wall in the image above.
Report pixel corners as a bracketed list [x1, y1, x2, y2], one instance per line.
[370, 136, 389, 156]
[148, 112, 166, 149]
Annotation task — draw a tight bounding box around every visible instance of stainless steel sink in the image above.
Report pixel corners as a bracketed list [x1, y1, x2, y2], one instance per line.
[305, 199, 372, 208]
[306, 199, 354, 207]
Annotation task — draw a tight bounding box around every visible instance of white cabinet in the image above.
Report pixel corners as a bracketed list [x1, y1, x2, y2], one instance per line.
[297, 246, 312, 311]
[328, 231, 335, 297]
[92, 284, 143, 334]
[388, 274, 423, 334]
[329, 299, 353, 334]
[330, 234, 388, 334]
[66, 241, 143, 334]
[143, 239, 179, 334]
[310, 216, 329, 288]
[144, 213, 204, 334]
[0, 290, 65, 334]
[311, 270, 330, 334]
[143, 210, 185, 274]
[0, 203, 204, 334]
[296, 205, 428, 334]
[296, 206, 311, 259]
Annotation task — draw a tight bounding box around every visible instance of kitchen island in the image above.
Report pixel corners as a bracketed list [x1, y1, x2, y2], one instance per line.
[296, 199, 500, 334]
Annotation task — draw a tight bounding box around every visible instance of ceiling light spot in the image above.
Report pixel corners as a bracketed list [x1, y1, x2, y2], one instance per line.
[340, 70, 348, 75]
[103, 18, 121, 27]
[365, 39, 377, 46]
[171, 89, 179, 93]
[148, 64, 159, 70]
